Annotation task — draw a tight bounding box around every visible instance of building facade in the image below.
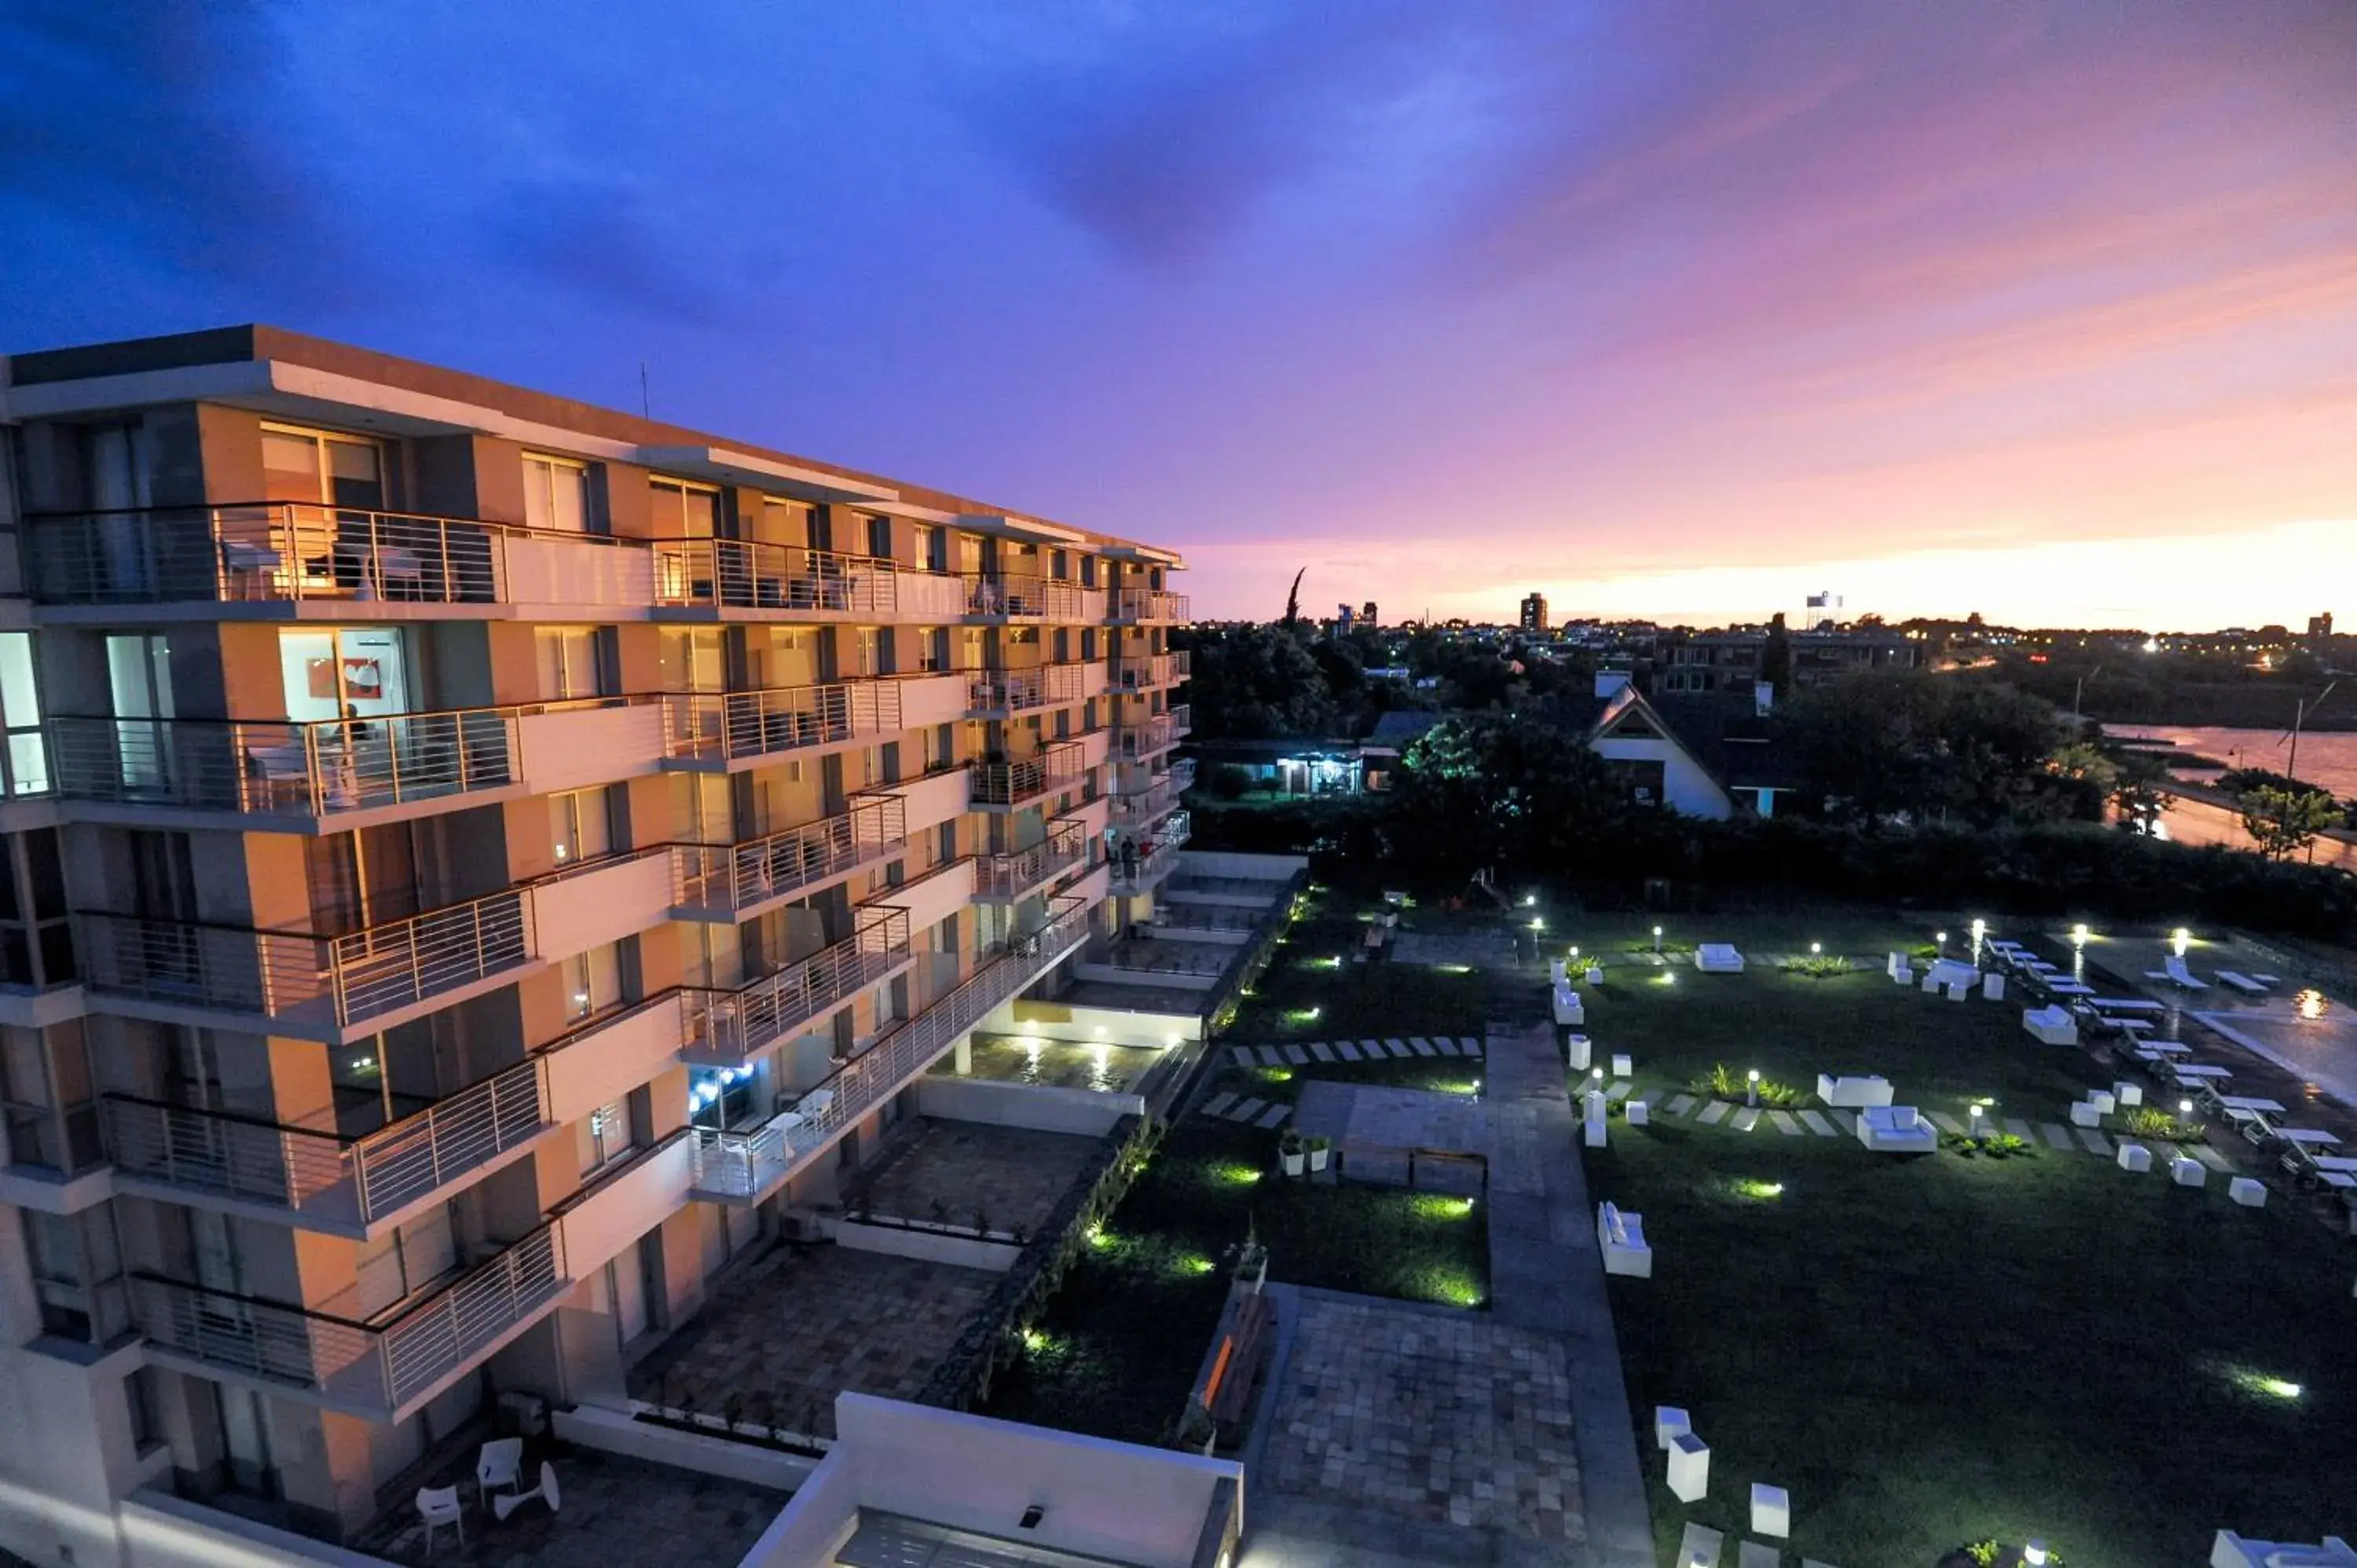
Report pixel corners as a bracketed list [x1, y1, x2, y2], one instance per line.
[0, 327, 1189, 1560]
[1518, 592, 1548, 633]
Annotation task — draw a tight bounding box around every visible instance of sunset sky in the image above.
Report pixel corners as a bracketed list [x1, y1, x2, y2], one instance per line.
[5, 2, 2353, 628]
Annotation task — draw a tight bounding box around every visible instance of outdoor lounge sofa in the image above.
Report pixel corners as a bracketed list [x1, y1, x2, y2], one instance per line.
[1694, 943, 1745, 974]
[1856, 1105, 1937, 1154]
[1596, 1200, 1652, 1277]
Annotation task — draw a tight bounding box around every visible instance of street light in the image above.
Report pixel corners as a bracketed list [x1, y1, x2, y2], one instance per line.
[1652, 925, 1664, 954]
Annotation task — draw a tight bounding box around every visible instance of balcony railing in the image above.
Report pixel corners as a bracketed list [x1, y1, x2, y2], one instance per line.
[1119, 714, 1177, 759]
[661, 680, 901, 765]
[679, 908, 912, 1066]
[1168, 702, 1192, 736]
[966, 662, 1088, 716]
[964, 577, 1103, 622]
[21, 504, 655, 607]
[48, 709, 522, 819]
[672, 796, 905, 916]
[1116, 652, 1189, 691]
[972, 742, 1089, 807]
[100, 1055, 548, 1228]
[1109, 813, 1189, 896]
[1110, 774, 1178, 824]
[689, 900, 1093, 1200]
[1168, 757, 1198, 793]
[1111, 588, 1189, 624]
[129, 1220, 566, 1416]
[77, 886, 533, 1033]
[649, 539, 967, 619]
[974, 819, 1087, 899]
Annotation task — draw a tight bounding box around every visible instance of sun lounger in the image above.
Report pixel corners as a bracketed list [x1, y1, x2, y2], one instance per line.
[2088, 997, 2165, 1013]
[2159, 955, 2211, 991]
[2216, 970, 2271, 995]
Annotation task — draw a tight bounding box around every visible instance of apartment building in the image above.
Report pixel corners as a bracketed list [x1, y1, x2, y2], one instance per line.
[0, 326, 1189, 1562]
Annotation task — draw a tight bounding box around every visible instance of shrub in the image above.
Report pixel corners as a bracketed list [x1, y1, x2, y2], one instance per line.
[1786, 953, 1853, 979]
[1686, 1062, 1804, 1106]
[1211, 764, 1252, 800]
[1942, 1131, 2034, 1159]
[2121, 1106, 2205, 1141]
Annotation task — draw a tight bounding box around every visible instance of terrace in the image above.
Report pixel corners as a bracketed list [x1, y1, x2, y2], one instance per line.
[948, 1035, 1164, 1094]
[845, 1117, 1106, 1237]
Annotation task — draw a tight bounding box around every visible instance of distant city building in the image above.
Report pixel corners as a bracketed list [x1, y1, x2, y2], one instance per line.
[2309, 612, 2334, 639]
[1654, 626, 1917, 694]
[1361, 600, 1379, 627]
[1519, 592, 1549, 632]
[1335, 603, 1355, 631]
[1803, 590, 1844, 631]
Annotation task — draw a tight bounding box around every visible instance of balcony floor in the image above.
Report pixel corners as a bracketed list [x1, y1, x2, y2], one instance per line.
[848, 1116, 1105, 1236]
[627, 1245, 996, 1441]
[353, 1442, 780, 1568]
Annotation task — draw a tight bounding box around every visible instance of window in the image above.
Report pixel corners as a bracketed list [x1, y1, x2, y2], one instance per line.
[522, 454, 595, 533]
[2, 1021, 99, 1172]
[0, 832, 74, 990]
[577, 1100, 636, 1177]
[535, 627, 612, 700]
[852, 628, 882, 677]
[26, 1207, 127, 1343]
[757, 496, 813, 548]
[551, 788, 617, 866]
[650, 478, 719, 539]
[659, 628, 724, 692]
[1080, 555, 1097, 588]
[261, 423, 385, 511]
[0, 634, 48, 797]
[563, 942, 625, 1023]
[914, 524, 946, 573]
[866, 515, 893, 559]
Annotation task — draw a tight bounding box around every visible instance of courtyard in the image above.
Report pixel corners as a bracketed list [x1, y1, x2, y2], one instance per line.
[848, 1116, 1107, 1236]
[952, 1035, 1164, 1094]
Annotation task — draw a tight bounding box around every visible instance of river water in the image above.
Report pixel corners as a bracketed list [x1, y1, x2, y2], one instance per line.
[2107, 724, 2357, 797]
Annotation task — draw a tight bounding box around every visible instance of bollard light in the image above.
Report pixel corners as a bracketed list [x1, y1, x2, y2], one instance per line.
[2172, 927, 2191, 957]
[2025, 1542, 2049, 1567]
[2072, 923, 2089, 947]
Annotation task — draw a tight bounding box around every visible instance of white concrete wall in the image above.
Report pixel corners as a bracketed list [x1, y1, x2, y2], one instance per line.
[1591, 735, 1733, 820]
[558, 1136, 693, 1284]
[532, 849, 675, 961]
[553, 1404, 812, 1491]
[896, 673, 970, 731]
[0, 1339, 164, 1568]
[543, 993, 686, 1126]
[1073, 962, 1217, 993]
[832, 1220, 1018, 1273]
[1174, 850, 1307, 881]
[882, 766, 970, 837]
[883, 857, 975, 935]
[735, 1444, 860, 1568]
[913, 1076, 1146, 1137]
[518, 702, 667, 795]
[1003, 998, 1203, 1049]
[117, 1493, 394, 1568]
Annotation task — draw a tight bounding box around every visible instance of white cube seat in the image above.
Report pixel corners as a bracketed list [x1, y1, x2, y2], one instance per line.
[2229, 1177, 2267, 1208]
[1666, 1433, 1709, 1503]
[1654, 1405, 1690, 1449]
[2172, 1156, 2205, 1188]
[2117, 1142, 2152, 1173]
[2070, 1101, 2102, 1128]
[1751, 1482, 1791, 1537]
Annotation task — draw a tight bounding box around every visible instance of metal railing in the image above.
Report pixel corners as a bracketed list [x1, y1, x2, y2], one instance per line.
[966, 662, 1089, 716]
[1109, 813, 1189, 896]
[679, 908, 912, 1064]
[77, 886, 533, 1031]
[129, 1220, 565, 1415]
[48, 709, 522, 819]
[650, 538, 959, 617]
[974, 819, 1087, 899]
[963, 576, 1102, 622]
[100, 1056, 548, 1225]
[690, 900, 1093, 1199]
[1168, 757, 1197, 793]
[672, 796, 905, 915]
[1110, 775, 1179, 823]
[1120, 713, 1177, 759]
[972, 742, 1089, 806]
[1170, 649, 1192, 680]
[1111, 588, 1189, 623]
[1168, 702, 1192, 736]
[21, 503, 654, 606]
[1116, 654, 1175, 691]
[661, 680, 901, 765]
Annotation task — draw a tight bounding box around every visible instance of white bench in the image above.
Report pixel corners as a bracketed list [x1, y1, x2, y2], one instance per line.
[1857, 1105, 1937, 1154]
[1695, 943, 1745, 973]
[1816, 1073, 1893, 1108]
[1596, 1201, 1652, 1277]
[1552, 983, 1585, 1026]
[2022, 1006, 2077, 1046]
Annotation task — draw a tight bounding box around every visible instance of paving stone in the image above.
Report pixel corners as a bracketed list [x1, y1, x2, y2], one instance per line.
[1768, 1110, 1805, 1136]
[1227, 1046, 1255, 1067]
[1255, 1104, 1292, 1129]
[1665, 1094, 1699, 1117]
[1828, 1108, 1857, 1135]
[1463, 1038, 1485, 1057]
[1283, 1045, 1310, 1064]
[2191, 1142, 2233, 1171]
[1202, 1092, 1237, 1119]
[1358, 1039, 1382, 1057]
[1926, 1110, 1969, 1136]
[1227, 1097, 1267, 1123]
[1335, 1041, 1362, 1061]
[1257, 1046, 1285, 1066]
[1308, 1041, 1335, 1062]
[1802, 1560, 1843, 1568]
[2003, 1117, 2034, 1140]
[1677, 1523, 1726, 1567]
[1411, 1038, 1437, 1056]
[1384, 1037, 1407, 1054]
[1436, 1037, 1463, 1056]
[2075, 1126, 2113, 1154]
[1739, 1544, 1781, 1568]
[1606, 1081, 1633, 1102]
[1797, 1108, 1837, 1136]
[1698, 1100, 1732, 1126]
[1732, 1107, 1761, 1132]
[2039, 1123, 2075, 1151]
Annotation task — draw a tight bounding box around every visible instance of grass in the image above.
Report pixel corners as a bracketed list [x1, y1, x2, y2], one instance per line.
[1582, 947, 2357, 1566]
[1230, 888, 1493, 1043]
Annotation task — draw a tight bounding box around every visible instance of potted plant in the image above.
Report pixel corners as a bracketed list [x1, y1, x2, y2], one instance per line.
[1279, 1130, 1306, 1178]
[1305, 1135, 1331, 1174]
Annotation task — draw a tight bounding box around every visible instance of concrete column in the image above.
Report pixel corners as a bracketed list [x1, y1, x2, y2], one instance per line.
[953, 1036, 972, 1075]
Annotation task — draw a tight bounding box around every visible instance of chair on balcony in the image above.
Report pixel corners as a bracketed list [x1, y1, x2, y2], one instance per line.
[416, 1485, 465, 1550]
[475, 1437, 524, 1512]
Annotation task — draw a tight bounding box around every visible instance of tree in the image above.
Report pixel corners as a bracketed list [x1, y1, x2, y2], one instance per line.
[1385, 713, 1628, 880]
[1281, 567, 1305, 629]
[1186, 625, 1336, 738]
[1785, 671, 2071, 827]
[2109, 749, 2169, 835]
[2238, 785, 2341, 861]
[1759, 613, 1793, 696]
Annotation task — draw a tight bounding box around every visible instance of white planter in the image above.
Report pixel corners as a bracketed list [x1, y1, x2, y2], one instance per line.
[1307, 1148, 1329, 1173]
[1282, 1152, 1305, 1177]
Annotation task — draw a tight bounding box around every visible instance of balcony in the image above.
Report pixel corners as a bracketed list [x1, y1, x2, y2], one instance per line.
[1115, 652, 1189, 691]
[1110, 588, 1189, 624]
[963, 576, 1105, 623]
[100, 1056, 548, 1235]
[672, 797, 905, 920]
[1169, 702, 1192, 736]
[971, 742, 1090, 810]
[1109, 813, 1189, 898]
[1168, 757, 1198, 793]
[650, 539, 965, 621]
[1109, 772, 1179, 825]
[678, 908, 913, 1068]
[1118, 713, 1178, 760]
[128, 1221, 566, 1420]
[23, 504, 651, 613]
[660, 680, 902, 769]
[973, 819, 1087, 901]
[688, 899, 1094, 1204]
[76, 885, 533, 1042]
[964, 662, 1091, 717]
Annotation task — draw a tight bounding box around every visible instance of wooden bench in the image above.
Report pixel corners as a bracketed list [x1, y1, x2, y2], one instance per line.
[1201, 1291, 1276, 1428]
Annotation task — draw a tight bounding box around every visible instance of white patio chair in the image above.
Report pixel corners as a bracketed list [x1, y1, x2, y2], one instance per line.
[417, 1486, 464, 1551]
[475, 1436, 524, 1511]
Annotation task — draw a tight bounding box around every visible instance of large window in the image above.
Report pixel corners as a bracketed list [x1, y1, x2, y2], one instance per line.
[534, 626, 614, 700]
[261, 423, 384, 510]
[563, 941, 625, 1024]
[24, 1206, 128, 1344]
[278, 627, 412, 725]
[650, 478, 719, 539]
[0, 632, 49, 797]
[522, 453, 595, 533]
[551, 787, 618, 866]
[0, 830, 75, 991]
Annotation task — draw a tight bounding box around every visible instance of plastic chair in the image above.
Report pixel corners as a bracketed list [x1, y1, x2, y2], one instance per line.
[475, 1436, 524, 1511]
[416, 1486, 464, 1551]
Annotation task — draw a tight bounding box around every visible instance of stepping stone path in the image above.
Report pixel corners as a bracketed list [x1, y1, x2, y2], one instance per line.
[1732, 1107, 1761, 1132]
[2038, 1123, 2075, 1152]
[1739, 1544, 1780, 1568]
[1358, 1039, 1380, 1057]
[1606, 1081, 1633, 1102]
[1463, 1038, 1486, 1057]
[2190, 1142, 2233, 1172]
[1410, 1038, 1437, 1056]
[2075, 1127, 2113, 1155]
[1768, 1110, 1804, 1136]
[1308, 1042, 1334, 1062]
[1383, 1039, 1409, 1057]
[1255, 1104, 1291, 1130]
[1698, 1101, 1733, 1126]
[1283, 1045, 1310, 1064]
[1436, 1038, 1462, 1056]
[1926, 1111, 1968, 1137]
[1335, 1041, 1362, 1061]
[1257, 1046, 1284, 1066]
[1828, 1109, 1857, 1135]
[1797, 1109, 1837, 1137]
[1202, 1092, 1237, 1119]
[1666, 1094, 1699, 1117]
[2003, 1117, 2033, 1141]
[1226, 1097, 1266, 1123]
[1227, 1047, 1254, 1067]
[1677, 1523, 1726, 1568]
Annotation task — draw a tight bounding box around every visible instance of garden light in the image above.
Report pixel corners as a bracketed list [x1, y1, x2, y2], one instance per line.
[1970, 918, 1986, 939]
[1935, 930, 1947, 944]
[2262, 1378, 2303, 1398]
[2172, 927, 2191, 956]
[2025, 1543, 2048, 1567]
[1530, 917, 1545, 932]
[2072, 923, 2088, 947]
[2179, 1099, 2194, 1116]
[1569, 944, 1581, 958]
[1523, 893, 1538, 907]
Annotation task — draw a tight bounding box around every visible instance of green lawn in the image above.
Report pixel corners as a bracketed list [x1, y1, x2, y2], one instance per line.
[1224, 887, 1495, 1044]
[1578, 949, 2357, 1566]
